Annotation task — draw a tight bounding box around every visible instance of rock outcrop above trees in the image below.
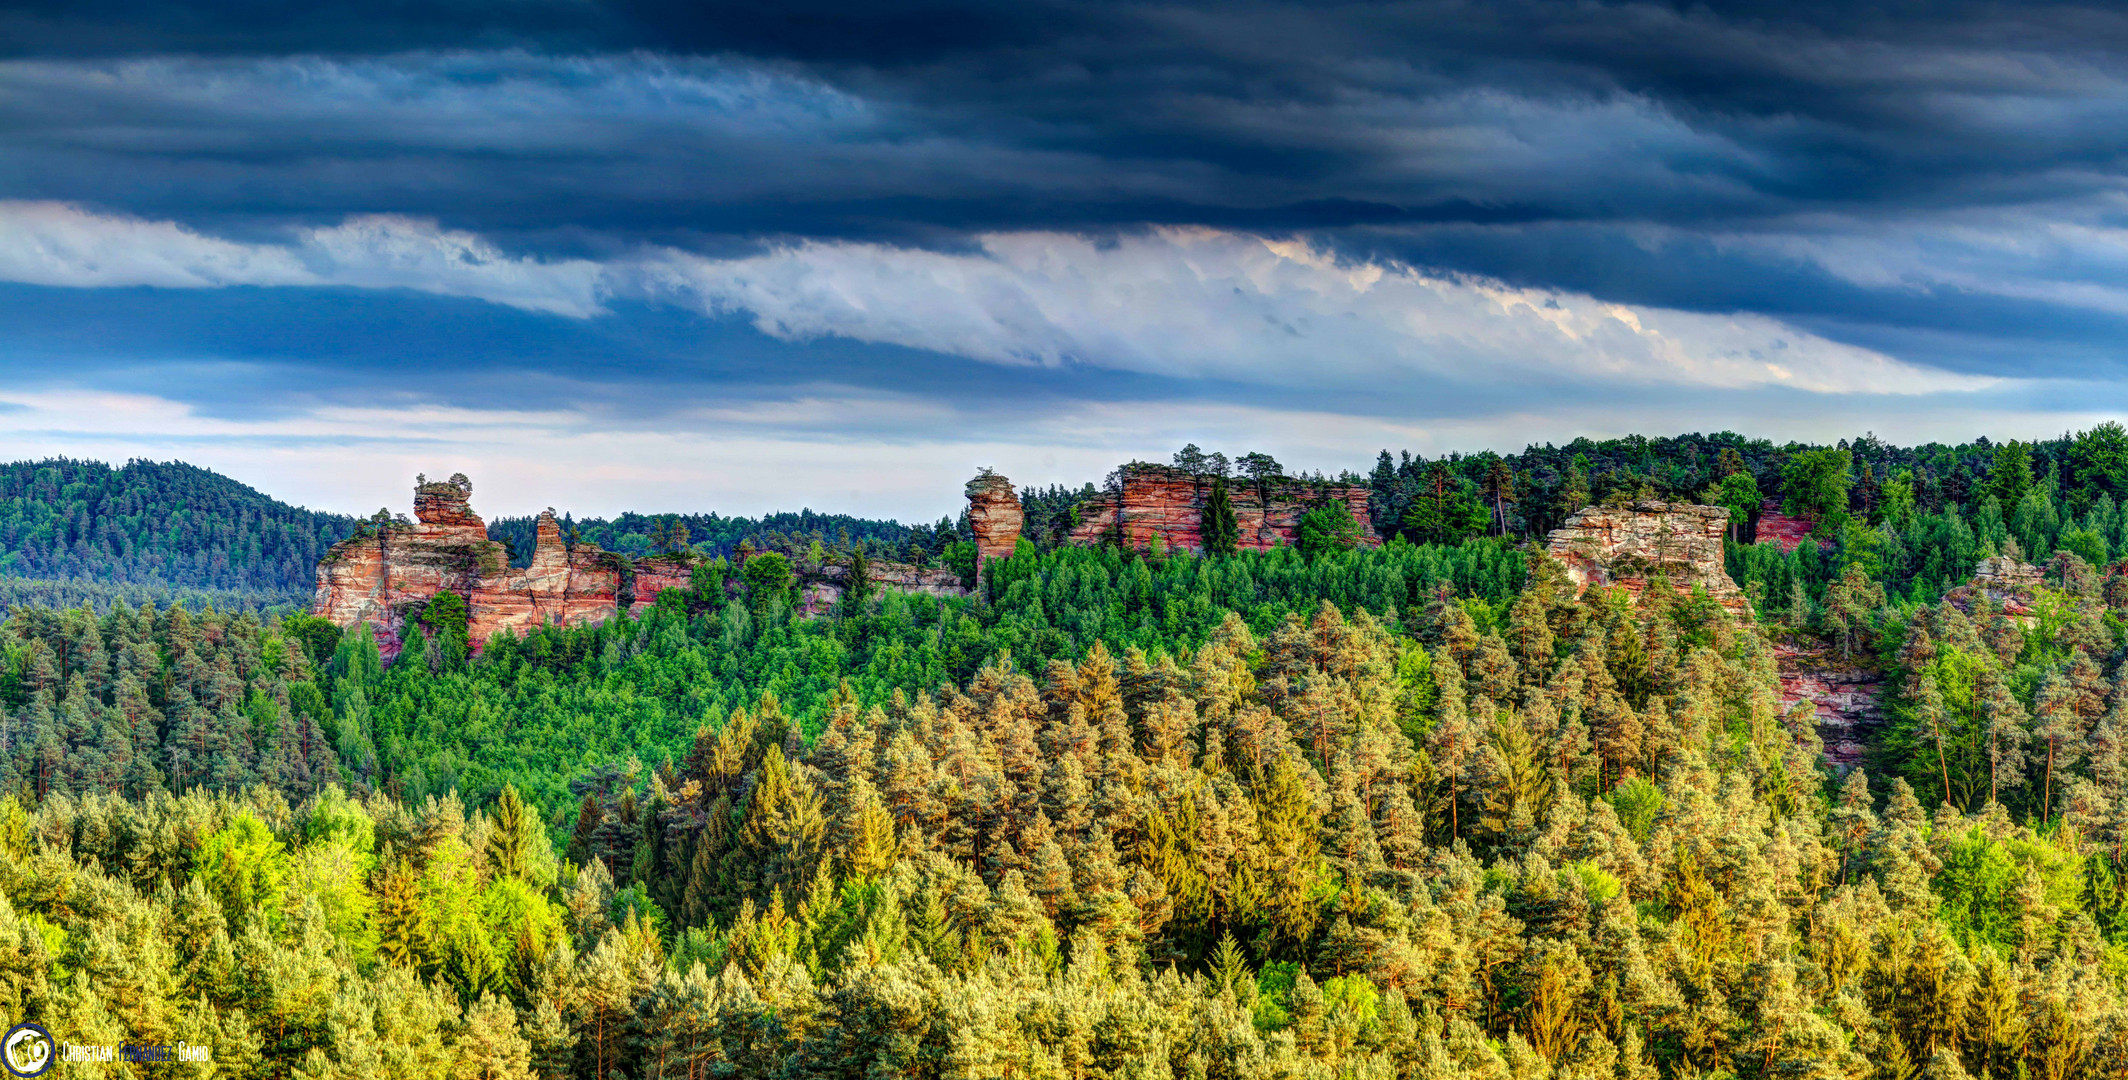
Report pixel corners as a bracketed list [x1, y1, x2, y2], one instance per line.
[316, 475, 974, 660]
[1947, 554, 2044, 617]
[1543, 499, 1749, 616]
[1061, 463, 1377, 551]
[797, 560, 968, 616]
[965, 471, 1024, 564]
[313, 477, 693, 660]
[1753, 497, 1820, 553]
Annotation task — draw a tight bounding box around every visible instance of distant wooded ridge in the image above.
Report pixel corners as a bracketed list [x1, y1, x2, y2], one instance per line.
[0, 426, 2113, 609]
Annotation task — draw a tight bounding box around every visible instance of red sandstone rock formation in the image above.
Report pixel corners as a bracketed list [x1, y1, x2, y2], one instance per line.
[1545, 499, 1877, 766]
[1543, 500, 1750, 616]
[463, 508, 627, 649]
[1946, 554, 2044, 618]
[966, 471, 1023, 564]
[413, 474, 485, 532]
[1773, 555, 2058, 771]
[1775, 643, 1884, 771]
[628, 556, 696, 615]
[1754, 497, 1820, 554]
[318, 477, 977, 660]
[316, 486, 634, 661]
[1065, 464, 1377, 552]
[798, 560, 967, 616]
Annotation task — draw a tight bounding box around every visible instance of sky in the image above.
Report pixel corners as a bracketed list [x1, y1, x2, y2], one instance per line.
[5, 1, 2128, 522]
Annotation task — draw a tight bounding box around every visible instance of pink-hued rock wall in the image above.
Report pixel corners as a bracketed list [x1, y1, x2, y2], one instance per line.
[1775, 644, 1885, 770]
[1060, 464, 1377, 552]
[1543, 499, 1750, 616]
[966, 472, 1024, 564]
[317, 476, 978, 662]
[314, 481, 631, 661]
[1754, 497, 1820, 554]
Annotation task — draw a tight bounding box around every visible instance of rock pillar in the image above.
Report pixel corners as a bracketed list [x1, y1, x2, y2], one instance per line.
[412, 473, 484, 540]
[965, 471, 1023, 565]
[530, 508, 568, 570]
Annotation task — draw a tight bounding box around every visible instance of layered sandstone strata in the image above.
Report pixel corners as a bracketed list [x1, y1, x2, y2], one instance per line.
[966, 471, 1024, 564]
[413, 476, 486, 532]
[462, 509, 627, 647]
[315, 482, 633, 660]
[1775, 643, 1885, 770]
[1948, 554, 2044, 617]
[1544, 500, 1749, 616]
[798, 560, 969, 616]
[1064, 464, 1377, 552]
[628, 556, 696, 615]
[318, 476, 977, 661]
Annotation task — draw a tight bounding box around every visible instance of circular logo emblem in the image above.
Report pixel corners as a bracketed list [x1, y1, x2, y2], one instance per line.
[1, 1024, 50, 1078]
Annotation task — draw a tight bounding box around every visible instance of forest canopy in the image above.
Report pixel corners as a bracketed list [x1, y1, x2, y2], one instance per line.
[4, 427, 2128, 1078]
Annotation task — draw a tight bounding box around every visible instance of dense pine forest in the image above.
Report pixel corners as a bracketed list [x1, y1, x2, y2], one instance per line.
[0, 459, 358, 611]
[6, 429, 2128, 1077]
[486, 510, 924, 568]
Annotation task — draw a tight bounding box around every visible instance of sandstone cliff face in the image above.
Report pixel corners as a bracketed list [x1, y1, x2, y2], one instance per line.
[315, 479, 514, 660]
[798, 561, 967, 616]
[464, 509, 626, 649]
[627, 556, 695, 615]
[1776, 558, 2040, 771]
[1545, 500, 1876, 765]
[1948, 554, 2044, 617]
[1775, 643, 1885, 771]
[1544, 500, 1749, 616]
[318, 477, 977, 660]
[1063, 464, 1377, 552]
[966, 472, 1023, 564]
[315, 484, 630, 661]
[1754, 497, 1819, 554]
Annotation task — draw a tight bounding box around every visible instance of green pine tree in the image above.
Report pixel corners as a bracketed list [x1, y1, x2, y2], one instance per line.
[1201, 476, 1240, 555]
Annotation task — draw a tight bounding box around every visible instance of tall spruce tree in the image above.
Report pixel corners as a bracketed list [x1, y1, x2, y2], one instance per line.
[1201, 476, 1240, 555]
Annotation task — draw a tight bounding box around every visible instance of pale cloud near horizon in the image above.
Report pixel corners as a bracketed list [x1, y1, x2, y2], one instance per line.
[0, 202, 2105, 522]
[0, 385, 2109, 522]
[0, 201, 1994, 398]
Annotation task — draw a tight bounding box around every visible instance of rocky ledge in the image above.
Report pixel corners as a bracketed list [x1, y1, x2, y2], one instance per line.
[1544, 500, 1749, 616]
[315, 478, 686, 661]
[316, 475, 979, 661]
[1063, 463, 1377, 552]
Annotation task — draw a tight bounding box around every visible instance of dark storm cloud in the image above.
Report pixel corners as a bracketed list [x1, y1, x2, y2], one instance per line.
[6, 0, 2128, 400]
[0, 280, 1650, 430]
[1339, 221, 2128, 380]
[11, 2, 2128, 236]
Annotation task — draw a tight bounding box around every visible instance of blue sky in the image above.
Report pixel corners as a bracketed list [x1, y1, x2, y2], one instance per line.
[3, 1, 2128, 521]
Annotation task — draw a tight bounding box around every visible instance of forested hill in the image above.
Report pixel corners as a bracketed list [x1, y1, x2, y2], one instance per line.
[486, 508, 922, 567]
[0, 460, 932, 611]
[13, 434, 2128, 1076]
[12, 533, 2128, 1078]
[0, 458, 358, 611]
